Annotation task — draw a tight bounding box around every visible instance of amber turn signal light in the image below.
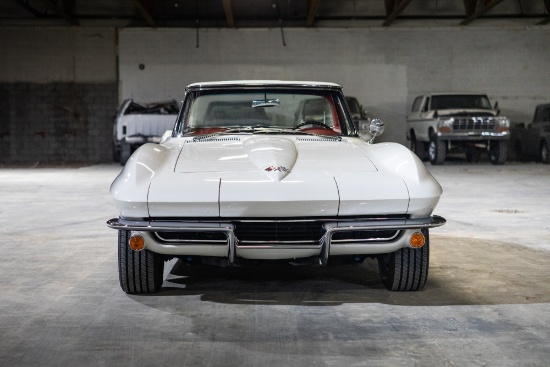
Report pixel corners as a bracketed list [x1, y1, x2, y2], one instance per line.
[129, 235, 145, 251]
[410, 232, 426, 248]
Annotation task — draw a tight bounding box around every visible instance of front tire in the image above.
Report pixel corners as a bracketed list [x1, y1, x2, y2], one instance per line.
[428, 137, 446, 165]
[489, 141, 508, 165]
[118, 230, 164, 294]
[378, 229, 429, 291]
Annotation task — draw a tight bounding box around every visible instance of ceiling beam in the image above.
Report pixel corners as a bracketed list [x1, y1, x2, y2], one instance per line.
[130, 0, 157, 27]
[35, 0, 79, 25]
[306, 0, 321, 27]
[460, 0, 506, 26]
[383, 0, 413, 26]
[11, 0, 41, 17]
[221, 0, 235, 27]
[539, 0, 550, 24]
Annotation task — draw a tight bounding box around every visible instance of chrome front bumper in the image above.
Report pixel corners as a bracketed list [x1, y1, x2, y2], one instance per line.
[107, 216, 446, 265]
[437, 131, 510, 140]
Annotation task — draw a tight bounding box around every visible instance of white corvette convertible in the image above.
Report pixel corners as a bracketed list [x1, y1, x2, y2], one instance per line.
[107, 81, 445, 294]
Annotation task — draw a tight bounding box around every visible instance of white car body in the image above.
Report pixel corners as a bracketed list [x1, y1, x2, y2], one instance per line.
[108, 81, 445, 293]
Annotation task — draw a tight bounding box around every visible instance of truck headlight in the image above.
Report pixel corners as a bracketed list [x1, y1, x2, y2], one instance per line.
[496, 117, 510, 132]
[437, 118, 454, 133]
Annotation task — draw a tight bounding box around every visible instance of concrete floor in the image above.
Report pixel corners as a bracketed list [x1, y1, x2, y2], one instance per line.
[1, 161, 549, 366]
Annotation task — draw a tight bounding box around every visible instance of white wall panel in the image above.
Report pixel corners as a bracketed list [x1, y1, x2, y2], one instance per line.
[119, 27, 550, 144]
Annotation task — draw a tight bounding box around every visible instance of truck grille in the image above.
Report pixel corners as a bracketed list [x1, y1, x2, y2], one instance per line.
[452, 117, 496, 131]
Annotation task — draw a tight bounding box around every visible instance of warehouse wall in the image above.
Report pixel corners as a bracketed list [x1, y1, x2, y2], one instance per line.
[119, 27, 550, 145]
[1, 26, 549, 163]
[0, 28, 116, 164]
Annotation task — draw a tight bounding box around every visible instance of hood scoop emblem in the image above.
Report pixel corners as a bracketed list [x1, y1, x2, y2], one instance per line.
[243, 137, 297, 181]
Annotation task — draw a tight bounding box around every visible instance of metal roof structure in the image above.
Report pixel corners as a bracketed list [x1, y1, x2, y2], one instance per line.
[0, 0, 548, 28]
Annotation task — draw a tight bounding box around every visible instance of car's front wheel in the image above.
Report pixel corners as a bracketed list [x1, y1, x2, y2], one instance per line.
[377, 229, 429, 291]
[118, 230, 164, 294]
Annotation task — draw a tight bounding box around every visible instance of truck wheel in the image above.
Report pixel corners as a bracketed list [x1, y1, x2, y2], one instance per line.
[118, 230, 164, 294]
[120, 143, 132, 165]
[378, 229, 429, 291]
[541, 141, 549, 164]
[411, 135, 427, 160]
[489, 141, 508, 165]
[428, 137, 446, 165]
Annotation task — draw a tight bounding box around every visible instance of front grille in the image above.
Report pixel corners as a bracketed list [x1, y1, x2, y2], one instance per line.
[452, 117, 496, 131]
[151, 216, 408, 247]
[235, 221, 324, 244]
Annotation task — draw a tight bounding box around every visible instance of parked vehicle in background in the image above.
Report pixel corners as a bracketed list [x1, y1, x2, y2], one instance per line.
[406, 93, 510, 165]
[112, 99, 179, 164]
[511, 104, 550, 164]
[107, 80, 445, 294]
[345, 96, 371, 131]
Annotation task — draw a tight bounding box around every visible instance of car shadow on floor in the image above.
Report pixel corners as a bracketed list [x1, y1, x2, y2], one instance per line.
[132, 236, 550, 307]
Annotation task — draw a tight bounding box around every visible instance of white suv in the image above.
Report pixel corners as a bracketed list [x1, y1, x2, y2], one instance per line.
[406, 93, 510, 165]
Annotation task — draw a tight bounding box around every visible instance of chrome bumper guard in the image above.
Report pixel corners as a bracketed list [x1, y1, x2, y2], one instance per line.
[107, 215, 446, 266]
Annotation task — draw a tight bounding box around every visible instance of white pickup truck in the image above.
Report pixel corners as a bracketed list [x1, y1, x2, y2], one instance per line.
[112, 99, 179, 164]
[406, 93, 510, 165]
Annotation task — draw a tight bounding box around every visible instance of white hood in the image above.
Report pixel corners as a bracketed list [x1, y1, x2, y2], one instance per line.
[147, 136, 410, 217]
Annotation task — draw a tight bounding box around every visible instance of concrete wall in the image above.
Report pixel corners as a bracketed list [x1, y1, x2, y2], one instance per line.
[1, 26, 549, 163]
[0, 27, 117, 164]
[119, 27, 550, 145]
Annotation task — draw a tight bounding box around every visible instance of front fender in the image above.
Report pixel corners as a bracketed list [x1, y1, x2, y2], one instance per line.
[363, 143, 443, 217]
[110, 143, 176, 218]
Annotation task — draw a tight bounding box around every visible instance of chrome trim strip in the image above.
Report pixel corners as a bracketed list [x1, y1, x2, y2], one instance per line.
[106, 219, 234, 232]
[330, 231, 400, 243]
[107, 216, 445, 232]
[154, 237, 228, 244]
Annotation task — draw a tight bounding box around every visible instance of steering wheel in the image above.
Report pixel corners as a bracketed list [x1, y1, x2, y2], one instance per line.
[293, 120, 333, 130]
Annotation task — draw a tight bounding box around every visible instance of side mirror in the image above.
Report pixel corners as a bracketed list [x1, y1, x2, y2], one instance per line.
[160, 130, 172, 144]
[358, 118, 384, 144]
[494, 101, 500, 116]
[368, 119, 384, 143]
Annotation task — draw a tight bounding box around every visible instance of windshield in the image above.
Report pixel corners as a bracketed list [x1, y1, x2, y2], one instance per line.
[176, 89, 354, 136]
[431, 95, 492, 110]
